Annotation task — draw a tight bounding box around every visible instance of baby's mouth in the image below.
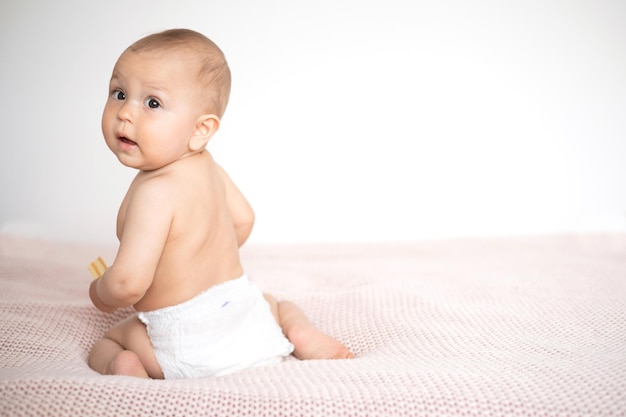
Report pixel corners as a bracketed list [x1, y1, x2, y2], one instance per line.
[118, 135, 137, 146]
[117, 134, 138, 150]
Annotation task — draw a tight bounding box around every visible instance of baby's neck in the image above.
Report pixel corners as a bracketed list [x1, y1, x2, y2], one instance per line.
[140, 149, 210, 174]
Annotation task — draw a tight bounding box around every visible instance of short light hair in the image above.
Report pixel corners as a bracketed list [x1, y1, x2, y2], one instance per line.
[127, 28, 231, 118]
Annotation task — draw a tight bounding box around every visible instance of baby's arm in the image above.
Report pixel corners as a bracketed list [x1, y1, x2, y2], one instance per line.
[217, 164, 255, 246]
[91, 179, 174, 310]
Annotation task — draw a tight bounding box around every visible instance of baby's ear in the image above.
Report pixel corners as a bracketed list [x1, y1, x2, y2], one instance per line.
[189, 114, 220, 151]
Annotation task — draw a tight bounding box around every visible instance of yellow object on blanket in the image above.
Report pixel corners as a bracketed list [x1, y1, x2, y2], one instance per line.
[87, 257, 107, 279]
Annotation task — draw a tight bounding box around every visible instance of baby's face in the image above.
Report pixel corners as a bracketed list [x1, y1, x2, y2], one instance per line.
[102, 50, 205, 171]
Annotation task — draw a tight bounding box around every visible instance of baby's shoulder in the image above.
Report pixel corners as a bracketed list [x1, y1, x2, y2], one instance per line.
[130, 169, 181, 202]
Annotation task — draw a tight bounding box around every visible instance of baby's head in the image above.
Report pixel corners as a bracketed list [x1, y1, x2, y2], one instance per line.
[103, 29, 232, 170]
[126, 29, 231, 118]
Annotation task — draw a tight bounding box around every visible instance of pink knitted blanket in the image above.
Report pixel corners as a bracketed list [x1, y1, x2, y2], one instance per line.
[1, 234, 625, 416]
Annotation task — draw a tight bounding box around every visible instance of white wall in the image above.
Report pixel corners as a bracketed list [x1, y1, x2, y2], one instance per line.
[1, 0, 625, 245]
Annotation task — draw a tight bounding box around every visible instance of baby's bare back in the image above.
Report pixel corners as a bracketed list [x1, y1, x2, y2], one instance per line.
[118, 151, 244, 312]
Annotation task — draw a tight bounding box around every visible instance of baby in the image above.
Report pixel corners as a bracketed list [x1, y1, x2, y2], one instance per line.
[88, 29, 353, 379]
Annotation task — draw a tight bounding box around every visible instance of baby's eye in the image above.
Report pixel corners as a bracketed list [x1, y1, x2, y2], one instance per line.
[145, 98, 161, 109]
[111, 89, 125, 101]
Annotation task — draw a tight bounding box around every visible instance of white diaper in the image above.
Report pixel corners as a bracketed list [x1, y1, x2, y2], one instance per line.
[137, 275, 294, 379]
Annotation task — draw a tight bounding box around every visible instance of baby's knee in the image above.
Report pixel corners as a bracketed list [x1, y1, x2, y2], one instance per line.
[109, 350, 149, 378]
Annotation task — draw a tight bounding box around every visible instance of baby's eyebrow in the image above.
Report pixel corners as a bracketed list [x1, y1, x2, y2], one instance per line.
[143, 82, 169, 94]
[108, 74, 123, 86]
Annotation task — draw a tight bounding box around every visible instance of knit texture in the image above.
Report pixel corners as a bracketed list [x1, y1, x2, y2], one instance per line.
[1, 234, 625, 416]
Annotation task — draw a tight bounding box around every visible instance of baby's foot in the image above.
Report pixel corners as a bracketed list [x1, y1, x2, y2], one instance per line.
[287, 322, 355, 360]
[277, 300, 355, 360]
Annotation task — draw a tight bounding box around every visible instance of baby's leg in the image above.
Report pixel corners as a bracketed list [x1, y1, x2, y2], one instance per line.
[88, 314, 163, 379]
[263, 294, 354, 360]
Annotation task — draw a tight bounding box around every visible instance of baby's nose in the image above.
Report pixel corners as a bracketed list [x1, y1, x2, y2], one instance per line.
[117, 102, 135, 122]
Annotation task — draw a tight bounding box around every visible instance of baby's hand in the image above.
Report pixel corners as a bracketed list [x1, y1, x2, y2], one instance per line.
[87, 257, 115, 313]
[87, 257, 107, 279]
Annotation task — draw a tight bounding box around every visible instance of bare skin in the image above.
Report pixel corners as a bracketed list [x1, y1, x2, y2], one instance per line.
[266, 296, 355, 361]
[88, 32, 353, 379]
